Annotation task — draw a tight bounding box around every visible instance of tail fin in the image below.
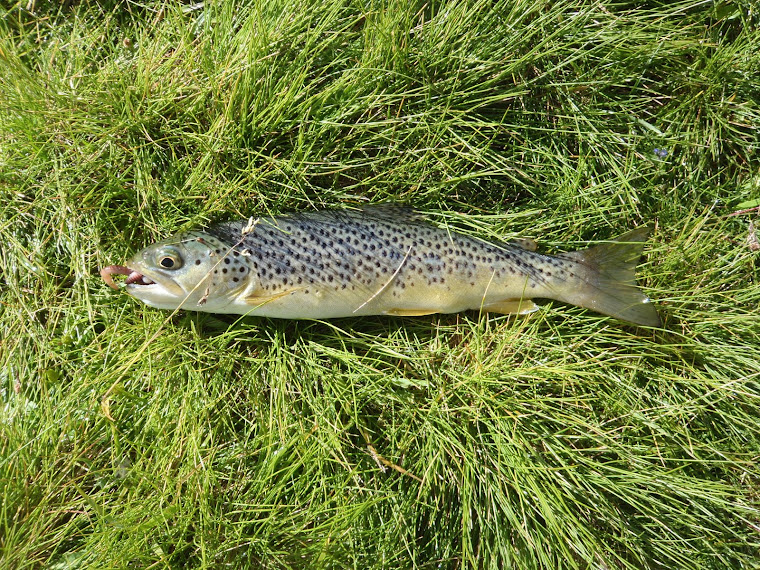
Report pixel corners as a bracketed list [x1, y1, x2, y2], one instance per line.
[560, 227, 661, 327]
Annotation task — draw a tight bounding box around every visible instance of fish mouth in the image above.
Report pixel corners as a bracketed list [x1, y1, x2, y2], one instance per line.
[100, 265, 157, 290]
[100, 264, 186, 302]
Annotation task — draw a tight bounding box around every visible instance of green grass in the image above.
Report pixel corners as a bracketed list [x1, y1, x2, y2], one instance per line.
[2, 0, 760, 568]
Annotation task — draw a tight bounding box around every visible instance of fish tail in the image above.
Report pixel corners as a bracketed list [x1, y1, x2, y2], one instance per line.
[559, 227, 661, 327]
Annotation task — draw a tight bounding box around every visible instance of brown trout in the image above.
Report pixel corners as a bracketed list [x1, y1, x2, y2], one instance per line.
[101, 206, 660, 326]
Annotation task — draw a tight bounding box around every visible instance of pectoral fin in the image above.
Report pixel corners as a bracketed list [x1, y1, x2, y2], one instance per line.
[482, 299, 539, 315]
[384, 308, 439, 317]
[245, 288, 300, 307]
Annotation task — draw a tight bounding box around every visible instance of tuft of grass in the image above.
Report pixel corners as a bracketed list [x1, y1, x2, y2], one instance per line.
[2, 1, 759, 568]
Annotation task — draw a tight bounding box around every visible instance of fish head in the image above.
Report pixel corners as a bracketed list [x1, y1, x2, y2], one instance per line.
[102, 232, 255, 312]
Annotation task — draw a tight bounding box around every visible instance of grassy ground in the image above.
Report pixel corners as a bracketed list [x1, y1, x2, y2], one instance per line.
[2, 0, 759, 568]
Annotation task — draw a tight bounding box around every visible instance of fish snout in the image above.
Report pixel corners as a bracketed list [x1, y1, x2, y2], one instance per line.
[100, 265, 155, 290]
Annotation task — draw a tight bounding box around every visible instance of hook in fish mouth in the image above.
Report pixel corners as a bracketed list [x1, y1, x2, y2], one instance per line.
[100, 265, 155, 290]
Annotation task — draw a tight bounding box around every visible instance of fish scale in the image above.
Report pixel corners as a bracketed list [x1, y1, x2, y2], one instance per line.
[100, 206, 661, 326]
[210, 210, 518, 297]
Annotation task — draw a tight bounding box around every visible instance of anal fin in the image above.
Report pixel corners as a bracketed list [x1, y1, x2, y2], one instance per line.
[482, 299, 539, 315]
[384, 308, 439, 317]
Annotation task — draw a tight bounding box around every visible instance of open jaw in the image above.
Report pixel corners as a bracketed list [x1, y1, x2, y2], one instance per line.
[100, 265, 155, 290]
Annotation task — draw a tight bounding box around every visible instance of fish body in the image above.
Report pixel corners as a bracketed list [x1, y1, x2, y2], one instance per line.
[101, 206, 660, 326]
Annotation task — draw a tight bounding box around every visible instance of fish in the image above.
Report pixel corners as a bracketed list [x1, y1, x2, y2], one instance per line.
[100, 206, 661, 326]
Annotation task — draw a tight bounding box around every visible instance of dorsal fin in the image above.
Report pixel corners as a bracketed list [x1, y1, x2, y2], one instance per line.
[507, 237, 538, 251]
[354, 204, 426, 223]
[260, 204, 426, 228]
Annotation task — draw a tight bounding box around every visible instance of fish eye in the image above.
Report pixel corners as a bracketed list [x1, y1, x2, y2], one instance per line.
[156, 248, 183, 270]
